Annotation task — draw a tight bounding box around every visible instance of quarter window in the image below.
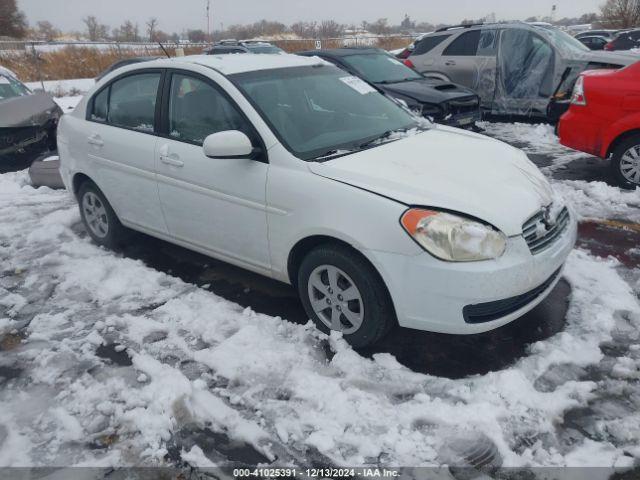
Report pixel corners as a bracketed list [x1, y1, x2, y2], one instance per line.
[91, 88, 109, 122]
[168, 73, 249, 145]
[107, 73, 160, 132]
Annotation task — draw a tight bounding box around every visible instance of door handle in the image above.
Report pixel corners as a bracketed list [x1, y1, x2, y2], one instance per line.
[87, 134, 104, 147]
[160, 154, 184, 167]
[445, 60, 457, 66]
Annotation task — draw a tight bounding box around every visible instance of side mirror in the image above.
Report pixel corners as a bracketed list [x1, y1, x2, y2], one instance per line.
[202, 130, 256, 159]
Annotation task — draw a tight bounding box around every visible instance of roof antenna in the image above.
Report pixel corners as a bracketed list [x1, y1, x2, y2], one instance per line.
[158, 42, 171, 58]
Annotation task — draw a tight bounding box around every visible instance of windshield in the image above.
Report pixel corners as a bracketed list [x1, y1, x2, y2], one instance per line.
[0, 74, 31, 101]
[534, 26, 590, 54]
[246, 45, 284, 54]
[231, 64, 419, 160]
[342, 52, 423, 83]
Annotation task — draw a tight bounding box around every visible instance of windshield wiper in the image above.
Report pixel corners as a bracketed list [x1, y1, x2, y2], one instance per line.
[311, 148, 356, 161]
[357, 128, 409, 150]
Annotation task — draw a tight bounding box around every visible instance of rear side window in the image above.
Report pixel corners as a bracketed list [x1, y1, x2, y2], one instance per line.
[412, 35, 450, 55]
[107, 73, 160, 132]
[443, 30, 481, 56]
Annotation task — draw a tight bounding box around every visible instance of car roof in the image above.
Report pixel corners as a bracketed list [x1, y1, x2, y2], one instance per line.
[298, 48, 383, 59]
[129, 53, 326, 76]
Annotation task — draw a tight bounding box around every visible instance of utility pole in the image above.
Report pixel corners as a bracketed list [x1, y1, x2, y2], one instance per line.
[206, 0, 211, 41]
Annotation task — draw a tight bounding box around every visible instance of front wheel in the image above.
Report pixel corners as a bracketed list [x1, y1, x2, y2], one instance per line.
[297, 244, 396, 348]
[611, 135, 640, 189]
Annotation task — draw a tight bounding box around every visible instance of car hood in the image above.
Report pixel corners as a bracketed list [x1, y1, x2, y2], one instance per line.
[377, 78, 477, 104]
[0, 93, 61, 128]
[308, 126, 553, 236]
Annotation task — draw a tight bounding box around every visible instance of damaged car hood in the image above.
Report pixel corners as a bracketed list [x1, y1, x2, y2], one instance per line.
[0, 93, 60, 128]
[378, 78, 477, 104]
[308, 126, 553, 236]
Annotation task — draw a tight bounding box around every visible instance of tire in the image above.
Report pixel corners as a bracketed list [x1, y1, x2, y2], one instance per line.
[611, 134, 640, 189]
[77, 181, 126, 249]
[297, 244, 396, 348]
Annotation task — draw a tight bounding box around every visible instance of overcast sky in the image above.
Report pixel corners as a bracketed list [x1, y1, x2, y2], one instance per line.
[18, 0, 602, 34]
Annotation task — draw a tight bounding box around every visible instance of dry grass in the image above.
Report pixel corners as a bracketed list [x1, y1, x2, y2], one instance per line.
[0, 45, 204, 82]
[0, 38, 413, 82]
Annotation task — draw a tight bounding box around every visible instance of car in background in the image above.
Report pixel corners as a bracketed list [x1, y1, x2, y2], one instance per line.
[558, 61, 640, 189]
[577, 35, 610, 51]
[404, 22, 637, 121]
[58, 54, 576, 346]
[604, 29, 640, 51]
[0, 67, 62, 166]
[297, 48, 481, 128]
[205, 40, 285, 55]
[575, 30, 618, 41]
[96, 57, 159, 81]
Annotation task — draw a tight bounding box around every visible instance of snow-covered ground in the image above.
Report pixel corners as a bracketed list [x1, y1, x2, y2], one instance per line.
[1, 106, 640, 473]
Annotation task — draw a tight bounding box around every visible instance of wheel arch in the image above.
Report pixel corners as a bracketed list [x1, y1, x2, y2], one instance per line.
[71, 172, 95, 197]
[606, 128, 640, 159]
[286, 234, 399, 326]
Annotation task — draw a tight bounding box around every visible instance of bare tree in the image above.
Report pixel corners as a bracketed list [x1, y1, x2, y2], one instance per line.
[187, 29, 207, 42]
[146, 17, 159, 41]
[368, 18, 390, 35]
[600, 0, 640, 28]
[113, 20, 140, 42]
[36, 20, 60, 41]
[0, 0, 28, 38]
[318, 20, 344, 38]
[83, 15, 109, 41]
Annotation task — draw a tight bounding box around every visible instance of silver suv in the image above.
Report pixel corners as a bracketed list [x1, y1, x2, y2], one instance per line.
[407, 22, 637, 119]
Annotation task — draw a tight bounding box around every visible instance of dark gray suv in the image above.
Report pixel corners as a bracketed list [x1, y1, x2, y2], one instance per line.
[406, 22, 638, 120]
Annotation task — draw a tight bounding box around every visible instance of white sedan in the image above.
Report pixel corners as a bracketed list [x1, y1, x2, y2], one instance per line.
[57, 54, 577, 347]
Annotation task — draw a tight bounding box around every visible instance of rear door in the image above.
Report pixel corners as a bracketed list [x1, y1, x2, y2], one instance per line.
[437, 28, 498, 108]
[154, 70, 271, 275]
[82, 70, 168, 234]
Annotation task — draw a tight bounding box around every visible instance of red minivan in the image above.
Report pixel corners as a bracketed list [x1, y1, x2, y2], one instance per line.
[558, 61, 640, 189]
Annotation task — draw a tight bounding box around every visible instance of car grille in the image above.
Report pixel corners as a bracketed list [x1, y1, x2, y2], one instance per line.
[446, 96, 480, 116]
[0, 127, 40, 148]
[463, 267, 562, 324]
[522, 206, 570, 255]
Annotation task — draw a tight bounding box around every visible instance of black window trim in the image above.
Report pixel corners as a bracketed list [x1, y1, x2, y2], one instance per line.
[158, 68, 268, 163]
[86, 68, 165, 137]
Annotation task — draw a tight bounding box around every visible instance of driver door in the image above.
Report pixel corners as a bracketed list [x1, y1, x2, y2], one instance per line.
[155, 71, 271, 275]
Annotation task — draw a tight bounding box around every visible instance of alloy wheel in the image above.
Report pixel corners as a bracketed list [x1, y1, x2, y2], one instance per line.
[307, 265, 364, 334]
[82, 191, 109, 239]
[620, 145, 640, 186]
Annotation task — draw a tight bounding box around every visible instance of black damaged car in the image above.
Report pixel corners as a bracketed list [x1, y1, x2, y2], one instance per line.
[297, 48, 481, 128]
[0, 68, 62, 166]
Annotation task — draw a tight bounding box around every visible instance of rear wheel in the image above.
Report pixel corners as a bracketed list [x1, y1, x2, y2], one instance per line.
[297, 244, 396, 348]
[611, 135, 640, 189]
[78, 181, 126, 249]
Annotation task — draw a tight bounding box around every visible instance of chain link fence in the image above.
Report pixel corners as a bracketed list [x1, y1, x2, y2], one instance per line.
[0, 36, 414, 85]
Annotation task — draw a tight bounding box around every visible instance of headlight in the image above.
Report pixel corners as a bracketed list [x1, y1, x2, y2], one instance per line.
[400, 208, 507, 261]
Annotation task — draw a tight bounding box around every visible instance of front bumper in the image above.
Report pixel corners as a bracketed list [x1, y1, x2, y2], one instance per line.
[366, 211, 577, 334]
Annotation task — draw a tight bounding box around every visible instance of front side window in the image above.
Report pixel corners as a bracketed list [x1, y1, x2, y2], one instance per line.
[413, 35, 450, 55]
[91, 88, 109, 121]
[342, 53, 423, 83]
[231, 65, 420, 160]
[443, 30, 481, 56]
[168, 73, 249, 145]
[0, 74, 30, 101]
[107, 73, 160, 132]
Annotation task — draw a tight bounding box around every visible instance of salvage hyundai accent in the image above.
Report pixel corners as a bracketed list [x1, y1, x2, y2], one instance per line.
[57, 54, 577, 347]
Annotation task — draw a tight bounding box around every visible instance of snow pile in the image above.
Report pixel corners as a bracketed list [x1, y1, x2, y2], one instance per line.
[479, 122, 588, 171]
[0, 171, 639, 470]
[554, 180, 640, 222]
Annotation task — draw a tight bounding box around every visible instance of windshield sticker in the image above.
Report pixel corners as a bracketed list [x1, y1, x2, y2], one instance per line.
[339, 76, 376, 95]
